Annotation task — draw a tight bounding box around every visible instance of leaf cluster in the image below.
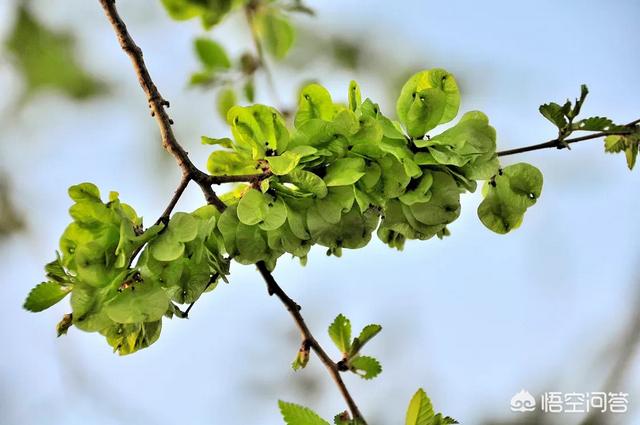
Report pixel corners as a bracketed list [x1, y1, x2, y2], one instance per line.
[24, 184, 229, 355]
[206, 69, 542, 267]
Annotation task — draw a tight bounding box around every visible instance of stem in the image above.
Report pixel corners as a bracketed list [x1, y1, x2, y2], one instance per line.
[97, 0, 225, 208]
[497, 119, 639, 157]
[157, 176, 190, 224]
[97, 1, 365, 421]
[256, 262, 365, 422]
[184, 273, 220, 318]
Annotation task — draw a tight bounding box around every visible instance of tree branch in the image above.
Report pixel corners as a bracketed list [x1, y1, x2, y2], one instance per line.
[157, 176, 190, 225]
[207, 171, 273, 185]
[256, 262, 365, 422]
[97, 0, 224, 208]
[497, 119, 639, 157]
[97, 1, 365, 421]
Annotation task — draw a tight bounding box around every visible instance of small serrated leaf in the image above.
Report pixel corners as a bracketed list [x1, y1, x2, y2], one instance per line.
[328, 314, 352, 354]
[604, 135, 626, 153]
[539, 102, 568, 130]
[405, 388, 435, 425]
[278, 401, 330, 425]
[349, 355, 382, 380]
[405, 388, 456, 425]
[433, 413, 459, 425]
[24, 282, 71, 312]
[349, 324, 382, 357]
[574, 116, 615, 131]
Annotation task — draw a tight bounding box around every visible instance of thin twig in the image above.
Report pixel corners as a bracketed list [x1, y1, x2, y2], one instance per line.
[497, 119, 639, 157]
[97, 0, 224, 208]
[207, 171, 273, 185]
[184, 273, 220, 318]
[97, 1, 365, 421]
[256, 262, 365, 422]
[157, 176, 190, 225]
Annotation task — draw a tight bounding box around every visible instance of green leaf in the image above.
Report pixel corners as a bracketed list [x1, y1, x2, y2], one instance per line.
[260, 195, 288, 231]
[409, 171, 460, 226]
[217, 87, 237, 121]
[348, 80, 361, 112]
[105, 281, 169, 324]
[626, 141, 638, 170]
[539, 102, 568, 129]
[284, 170, 328, 198]
[45, 256, 69, 283]
[397, 69, 460, 137]
[478, 163, 543, 234]
[5, 6, 106, 100]
[267, 151, 302, 175]
[207, 151, 259, 176]
[498, 163, 543, 207]
[604, 135, 626, 153]
[405, 389, 457, 425]
[405, 389, 435, 425]
[194, 37, 231, 70]
[324, 158, 366, 187]
[150, 233, 185, 262]
[68, 183, 101, 203]
[433, 414, 458, 425]
[227, 104, 289, 156]
[278, 401, 330, 425]
[160, 0, 233, 29]
[168, 213, 199, 242]
[255, 9, 296, 60]
[161, 0, 205, 20]
[201, 136, 233, 148]
[102, 320, 162, 356]
[574, 116, 614, 131]
[189, 71, 214, 86]
[349, 324, 382, 357]
[569, 84, 589, 119]
[604, 134, 639, 170]
[24, 282, 71, 312]
[328, 314, 351, 354]
[295, 84, 334, 127]
[237, 189, 267, 225]
[349, 355, 382, 380]
[477, 193, 523, 235]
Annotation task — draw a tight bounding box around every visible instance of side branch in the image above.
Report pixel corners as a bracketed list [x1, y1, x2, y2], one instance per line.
[497, 119, 639, 157]
[97, 0, 224, 208]
[256, 262, 365, 422]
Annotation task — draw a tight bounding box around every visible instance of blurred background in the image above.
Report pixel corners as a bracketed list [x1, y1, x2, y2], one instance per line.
[1, 0, 639, 424]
